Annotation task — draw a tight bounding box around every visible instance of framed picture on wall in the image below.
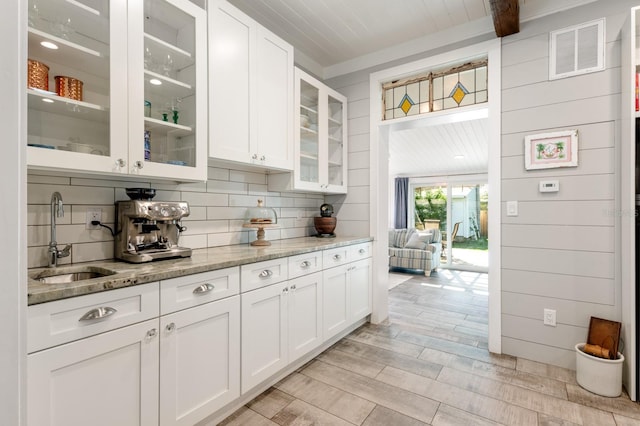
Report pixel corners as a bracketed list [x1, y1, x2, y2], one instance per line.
[524, 129, 578, 170]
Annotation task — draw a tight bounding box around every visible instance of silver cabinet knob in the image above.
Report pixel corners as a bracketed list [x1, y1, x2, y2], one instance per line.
[260, 155, 266, 161]
[146, 328, 157, 340]
[115, 158, 126, 169]
[166, 322, 176, 333]
[134, 160, 144, 169]
[359, 248, 366, 254]
[301, 260, 311, 268]
[252, 154, 258, 160]
[333, 254, 341, 261]
[290, 284, 296, 290]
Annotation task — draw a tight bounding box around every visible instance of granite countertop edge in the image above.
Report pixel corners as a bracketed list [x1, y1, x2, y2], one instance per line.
[28, 236, 373, 305]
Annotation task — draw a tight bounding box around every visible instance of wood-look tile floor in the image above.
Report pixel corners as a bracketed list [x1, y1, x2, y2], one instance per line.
[219, 270, 640, 425]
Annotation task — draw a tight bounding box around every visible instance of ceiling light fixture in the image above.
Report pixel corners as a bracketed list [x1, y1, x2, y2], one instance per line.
[149, 78, 162, 85]
[40, 41, 59, 50]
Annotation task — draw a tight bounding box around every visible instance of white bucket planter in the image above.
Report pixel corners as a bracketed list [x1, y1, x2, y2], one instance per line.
[575, 343, 624, 397]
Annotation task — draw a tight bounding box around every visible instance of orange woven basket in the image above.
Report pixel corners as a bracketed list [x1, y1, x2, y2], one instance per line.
[55, 76, 83, 101]
[27, 59, 49, 91]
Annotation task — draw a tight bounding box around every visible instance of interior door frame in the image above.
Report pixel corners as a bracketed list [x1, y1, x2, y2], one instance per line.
[369, 38, 502, 353]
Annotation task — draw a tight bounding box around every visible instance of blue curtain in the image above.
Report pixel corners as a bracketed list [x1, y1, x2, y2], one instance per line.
[394, 177, 409, 229]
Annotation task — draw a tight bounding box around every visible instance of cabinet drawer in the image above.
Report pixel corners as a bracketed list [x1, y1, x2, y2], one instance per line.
[323, 246, 350, 269]
[241, 258, 288, 292]
[28, 282, 160, 353]
[160, 267, 240, 315]
[288, 251, 322, 279]
[349, 242, 372, 260]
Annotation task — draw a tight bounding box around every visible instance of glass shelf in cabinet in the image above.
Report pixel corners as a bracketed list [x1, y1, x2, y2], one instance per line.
[301, 126, 318, 135]
[144, 70, 194, 100]
[28, 0, 109, 46]
[144, 117, 193, 137]
[144, 33, 194, 72]
[300, 104, 318, 115]
[27, 89, 109, 123]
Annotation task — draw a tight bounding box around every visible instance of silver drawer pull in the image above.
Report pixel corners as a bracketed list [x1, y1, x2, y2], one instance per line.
[146, 328, 157, 340]
[301, 261, 311, 268]
[79, 306, 117, 322]
[333, 254, 342, 261]
[193, 283, 215, 294]
[166, 322, 176, 333]
[359, 248, 366, 254]
[259, 269, 273, 278]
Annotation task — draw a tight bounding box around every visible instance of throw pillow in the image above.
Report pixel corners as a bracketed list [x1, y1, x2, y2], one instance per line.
[404, 233, 427, 250]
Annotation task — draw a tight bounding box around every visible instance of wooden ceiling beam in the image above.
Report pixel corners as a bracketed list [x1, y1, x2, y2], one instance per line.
[489, 0, 520, 37]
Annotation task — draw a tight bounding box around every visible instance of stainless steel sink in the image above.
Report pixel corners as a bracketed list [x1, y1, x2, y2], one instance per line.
[31, 266, 117, 284]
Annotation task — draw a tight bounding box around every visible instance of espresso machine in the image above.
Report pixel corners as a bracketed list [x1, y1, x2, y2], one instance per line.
[115, 199, 191, 263]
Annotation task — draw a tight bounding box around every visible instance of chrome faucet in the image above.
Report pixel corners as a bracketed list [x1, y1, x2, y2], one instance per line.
[48, 191, 71, 267]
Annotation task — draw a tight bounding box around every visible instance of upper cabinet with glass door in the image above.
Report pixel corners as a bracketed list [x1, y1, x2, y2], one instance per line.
[26, 0, 207, 182]
[26, 0, 129, 174]
[269, 67, 347, 194]
[127, 0, 207, 181]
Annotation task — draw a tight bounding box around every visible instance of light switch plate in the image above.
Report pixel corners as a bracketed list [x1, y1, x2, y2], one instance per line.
[506, 201, 518, 217]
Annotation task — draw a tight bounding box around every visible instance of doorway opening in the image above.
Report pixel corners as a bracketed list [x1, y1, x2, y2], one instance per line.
[369, 39, 501, 353]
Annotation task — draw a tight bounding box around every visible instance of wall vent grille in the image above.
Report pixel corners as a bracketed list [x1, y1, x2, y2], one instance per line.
[549, 18, 605, 80]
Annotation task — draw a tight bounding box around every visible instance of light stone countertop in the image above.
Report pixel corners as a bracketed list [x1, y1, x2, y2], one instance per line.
[28, 236, 373, 305]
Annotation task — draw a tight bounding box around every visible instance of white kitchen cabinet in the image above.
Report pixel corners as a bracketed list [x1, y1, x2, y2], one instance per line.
[159, 295, 240, 426]
[323, 244, 372, 340]
[209, 0, 293, 171]
[241, 281, 289, 393]
[269, 67, 348, 194]
[288, 272, 323, 363]
[322, 264, 350, 339]
[348, 258, 372, 322]
[26, 0, 208, 181]
[240, 271, 323, 394]
[28, 319, 160, 426]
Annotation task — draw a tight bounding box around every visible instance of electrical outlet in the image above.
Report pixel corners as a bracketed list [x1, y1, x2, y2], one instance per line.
[544, 308, 556, 327]
[86, 208, 102, 230]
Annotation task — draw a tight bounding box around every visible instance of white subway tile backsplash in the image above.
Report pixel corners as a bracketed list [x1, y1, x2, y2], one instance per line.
[72, 241, 114, 263]
[229, 169, 266, 185]
[27, 163, 333, 267]
[207, 180, 248, 194]
[182, 192, 228, 207]
[207, 167, 230, 181]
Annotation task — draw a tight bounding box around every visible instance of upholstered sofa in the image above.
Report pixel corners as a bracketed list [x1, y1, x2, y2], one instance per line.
[389, 228, 442, 276]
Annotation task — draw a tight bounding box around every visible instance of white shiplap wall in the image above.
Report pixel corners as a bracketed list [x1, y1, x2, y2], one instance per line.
[27, 167, 324, 268]
[500, 0, 634, 369]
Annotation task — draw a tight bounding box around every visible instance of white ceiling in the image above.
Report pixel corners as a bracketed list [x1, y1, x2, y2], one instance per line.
[389, 116, 489, 177]
[225, 0, 595, 177]
[227, 0, 598, 78]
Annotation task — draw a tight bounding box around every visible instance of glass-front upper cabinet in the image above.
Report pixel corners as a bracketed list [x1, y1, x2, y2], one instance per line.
[327, 94, 345, 190]
[127, 0, 207, 180]
[286, 67, 347, 194]
[298, 77, 321, 188]
[26, 0, 207, 181]
[26, 0, 129, 173]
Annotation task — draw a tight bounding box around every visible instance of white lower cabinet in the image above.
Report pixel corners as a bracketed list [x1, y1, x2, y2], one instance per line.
[288, 272, 323, 363]
[27, 243, 371, 424]
[241, 281, 289, 393]
[241, 271, 323, 393]
[28, 319, 160, 426]
[160, 295, 240, 426]
[323, 257, 372, 340]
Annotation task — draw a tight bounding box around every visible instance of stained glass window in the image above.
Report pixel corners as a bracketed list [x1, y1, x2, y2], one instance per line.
[383, 59, 488, 120]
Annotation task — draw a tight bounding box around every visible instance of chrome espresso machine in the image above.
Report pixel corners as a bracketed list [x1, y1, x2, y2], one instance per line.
[115, 197, 192, 263]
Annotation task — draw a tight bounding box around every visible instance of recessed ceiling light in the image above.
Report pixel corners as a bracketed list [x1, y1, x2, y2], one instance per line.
[40, 41, 59, 50]
[149, 78, 162, 85]
[454, 154, 464, 159]
[42, 98, 54, 103]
